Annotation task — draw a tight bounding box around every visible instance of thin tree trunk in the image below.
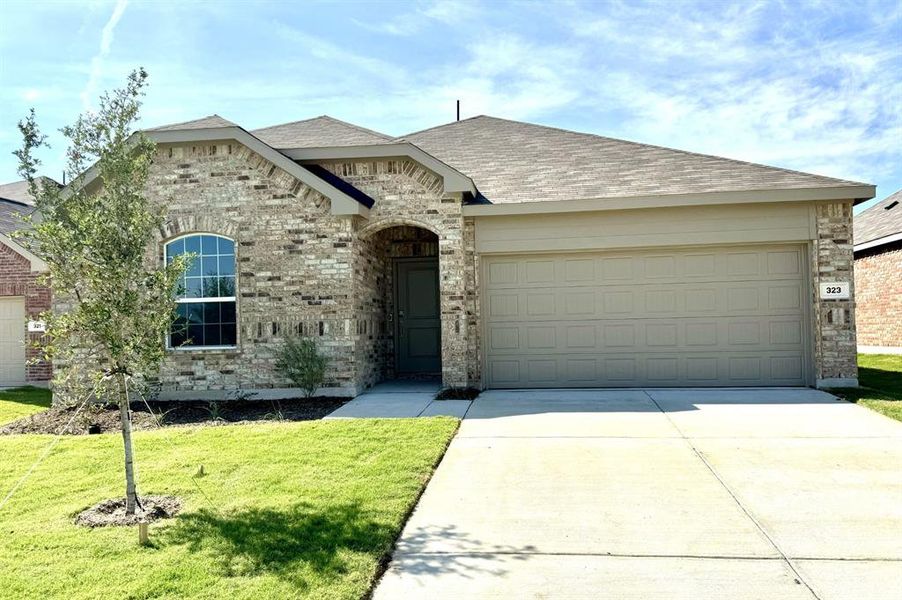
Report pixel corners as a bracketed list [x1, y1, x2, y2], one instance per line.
[117, 373, 138, 515]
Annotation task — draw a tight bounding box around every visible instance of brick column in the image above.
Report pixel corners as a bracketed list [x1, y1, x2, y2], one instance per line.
[438, 227, 469, 388]
[811, 201, 858, 387]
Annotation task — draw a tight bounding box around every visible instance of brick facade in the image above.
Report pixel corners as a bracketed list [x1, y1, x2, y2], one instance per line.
[810, 201, 858, 386]
[854, 243, 902, 349]
[44, 136, 860, 397]
[103, 143, 481, 399]
[0, 241, 51, 383]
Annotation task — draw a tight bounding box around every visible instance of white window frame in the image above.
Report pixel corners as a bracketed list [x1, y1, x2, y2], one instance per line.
[164, 233, 238, 351]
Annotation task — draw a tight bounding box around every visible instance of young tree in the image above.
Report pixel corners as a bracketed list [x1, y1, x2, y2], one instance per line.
[15, 68, 188, 515]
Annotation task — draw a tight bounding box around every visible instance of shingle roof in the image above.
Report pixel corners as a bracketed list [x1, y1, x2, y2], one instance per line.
[145, 114, 238, 131]
[0, 198, 35, 237]
[399, 115, 869, 204]
[0, 180, 35, 205]
[855, 189, 902, 247]
[252, 115, 392, 148]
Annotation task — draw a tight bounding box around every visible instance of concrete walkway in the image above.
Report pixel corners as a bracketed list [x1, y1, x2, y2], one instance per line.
[324, 380, 471, 419]
[374, 388, 902, 599]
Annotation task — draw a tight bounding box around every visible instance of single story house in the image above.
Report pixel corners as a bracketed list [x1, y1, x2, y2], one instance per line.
[53, 114, 873, 398]
[0, 179, 52, 387]
[854, 189, 902, 353]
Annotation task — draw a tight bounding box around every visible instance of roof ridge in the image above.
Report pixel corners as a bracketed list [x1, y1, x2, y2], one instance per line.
[145, 114, 237, 131]
[395, 114, 486, 140]
[253, 115, 392, 140]
[316, 115, 393, 141]
[408, 114, 868, 188]
[252, 115, 326, 133]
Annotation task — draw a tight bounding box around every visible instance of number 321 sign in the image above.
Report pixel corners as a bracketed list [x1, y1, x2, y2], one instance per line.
[819, 282, 850, 300]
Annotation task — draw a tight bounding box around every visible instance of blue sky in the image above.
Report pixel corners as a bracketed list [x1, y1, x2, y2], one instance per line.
[1, 0, 900, 210]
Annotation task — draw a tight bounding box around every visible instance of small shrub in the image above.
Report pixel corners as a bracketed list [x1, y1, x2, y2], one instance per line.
[205, 401, 225, 422]
[275, 336, 328, 398]
[435, 387, 481, 401]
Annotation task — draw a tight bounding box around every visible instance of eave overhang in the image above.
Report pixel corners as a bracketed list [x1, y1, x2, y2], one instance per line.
[0, 232, 46, 272]
[462, 185, 876, 217]
[854, 231, 902, 254]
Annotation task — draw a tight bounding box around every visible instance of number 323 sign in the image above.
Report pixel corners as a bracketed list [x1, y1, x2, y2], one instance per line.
[819, 282, 850, 300]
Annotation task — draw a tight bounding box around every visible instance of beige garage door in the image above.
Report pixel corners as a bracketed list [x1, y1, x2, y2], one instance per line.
[483, 245, 810, 388]
[0, 297, 27, 386]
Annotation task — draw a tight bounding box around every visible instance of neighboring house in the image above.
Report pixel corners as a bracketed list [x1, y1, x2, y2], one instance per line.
[44, 114, 873, 398]
[0, 179, 52, 387]
[854, 189, 902, 353]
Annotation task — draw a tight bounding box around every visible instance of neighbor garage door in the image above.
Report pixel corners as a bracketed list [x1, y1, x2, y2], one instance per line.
[483, 245, 809, 388]
[0, 297, 26, 386]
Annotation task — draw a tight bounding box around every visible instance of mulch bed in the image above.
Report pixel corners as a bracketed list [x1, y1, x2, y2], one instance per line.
[74, 495, 183, 528]
[0, 397, 347, 436]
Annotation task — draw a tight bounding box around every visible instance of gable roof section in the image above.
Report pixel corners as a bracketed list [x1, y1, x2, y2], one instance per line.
[854, 189, 902, 252]
[69, 117, 374, 216]
[252, 116, 392, 148]
[281, 142, 477, 195]
[0, 180, 34, 205]
[0, 197, 34, 237]
[399, 115, 874, 208]
[0, 198, 44, 272]
[0, 176, 60, 206]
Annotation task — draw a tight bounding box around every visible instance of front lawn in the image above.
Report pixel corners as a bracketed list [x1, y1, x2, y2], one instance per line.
[0, 386, 52, 426]
[834, 354, 902, 422]
[0, 418, 458, 599]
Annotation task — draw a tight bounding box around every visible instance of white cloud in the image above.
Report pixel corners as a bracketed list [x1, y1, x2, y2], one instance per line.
[80, 0, 128, 110]
[354, 0, 481, 36]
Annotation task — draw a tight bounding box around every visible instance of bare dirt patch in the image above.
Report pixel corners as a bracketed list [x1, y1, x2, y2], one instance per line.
[0, 397, 347, 436]
[74, 495, 183, 528]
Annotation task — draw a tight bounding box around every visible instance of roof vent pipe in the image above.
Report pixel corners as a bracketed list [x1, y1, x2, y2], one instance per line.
[456, 100, 460, 122]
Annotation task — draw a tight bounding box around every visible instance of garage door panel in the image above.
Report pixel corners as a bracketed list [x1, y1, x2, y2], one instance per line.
[487, 351, 807, 388]
[487, 284, 804, 322]
[484, 245, 809, 388]
[485, 247, 806, 290]
[488, 317, 804, 355]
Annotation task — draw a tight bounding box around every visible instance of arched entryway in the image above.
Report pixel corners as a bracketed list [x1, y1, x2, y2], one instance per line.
[357, 224, 442, 387]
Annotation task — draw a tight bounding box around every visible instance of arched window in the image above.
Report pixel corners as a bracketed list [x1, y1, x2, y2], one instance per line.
[165, 234, 237, 348]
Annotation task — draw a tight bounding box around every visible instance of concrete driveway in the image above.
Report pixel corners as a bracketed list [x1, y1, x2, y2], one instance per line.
[374, 388, 902, 599]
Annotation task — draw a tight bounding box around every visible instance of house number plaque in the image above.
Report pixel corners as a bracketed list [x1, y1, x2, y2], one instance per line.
[818, 282, 850, 300]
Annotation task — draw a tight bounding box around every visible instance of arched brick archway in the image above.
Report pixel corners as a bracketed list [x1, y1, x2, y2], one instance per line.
[357, 217, 440, 241]
[355, 224, 443, 388]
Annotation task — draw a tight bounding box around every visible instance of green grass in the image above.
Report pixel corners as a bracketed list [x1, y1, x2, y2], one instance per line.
[0, 386, 52, 426]
[0, 418, 458, 599]
[834, 354, 902, 422]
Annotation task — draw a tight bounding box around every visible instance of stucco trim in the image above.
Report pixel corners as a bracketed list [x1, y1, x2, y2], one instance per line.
[462, 186, 875, 216]
[281, 143, 478, 195]
[64, 127, 372, 218]
[0, 232, 46, 272]
[854, 231, 902, 254]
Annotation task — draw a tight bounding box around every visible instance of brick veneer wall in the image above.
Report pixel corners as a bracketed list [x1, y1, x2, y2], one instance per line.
[60, 143, 482, 398]
[320, 159, 474, 389]
[0, 241, 51, 382]
[854, 243, 902, 348]
[136, 142, 359, 395]
[811, 201, 858, 385]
